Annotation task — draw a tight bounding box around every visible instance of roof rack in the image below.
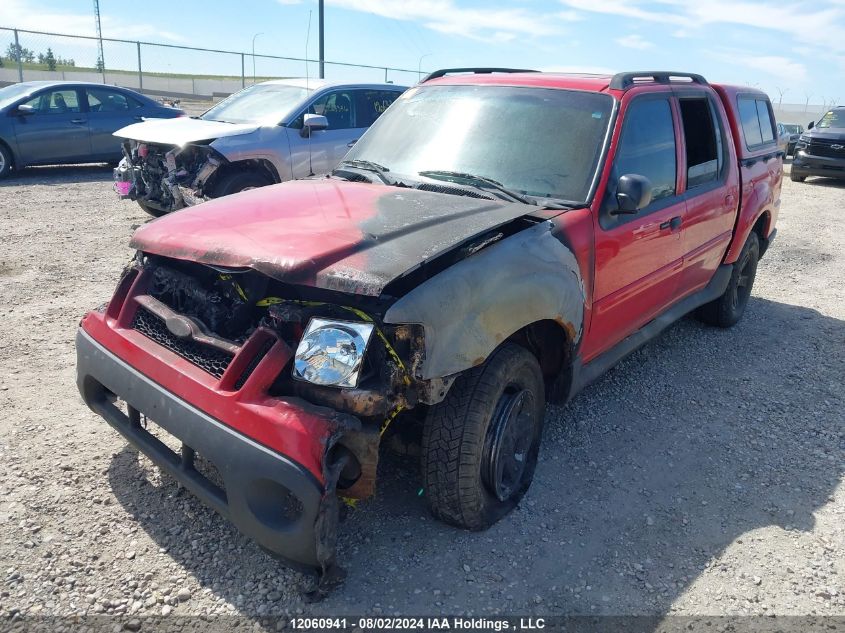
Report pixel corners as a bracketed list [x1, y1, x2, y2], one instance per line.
[610, 71, 708, 90]
[421, 67, 539, 83]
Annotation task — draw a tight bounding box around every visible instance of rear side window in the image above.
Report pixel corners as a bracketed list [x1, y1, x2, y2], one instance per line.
[86, 88, 143, 112]
[738, 96, 776, 149]
[356, 90, 401, 127]
[679, 97, 725, 188]
[611, 97, 677, 206]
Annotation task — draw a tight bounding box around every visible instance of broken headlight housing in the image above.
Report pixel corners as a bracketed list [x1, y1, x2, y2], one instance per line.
[292, 318, 374, 388]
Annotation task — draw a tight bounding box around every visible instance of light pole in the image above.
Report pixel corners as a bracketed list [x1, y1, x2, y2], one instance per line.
[252, 32, 263, 84]
[318, 0, 325, 79]
[775, 86, 788, 107]
[417, 53, 432, 81]
[804, 91, 812, 114]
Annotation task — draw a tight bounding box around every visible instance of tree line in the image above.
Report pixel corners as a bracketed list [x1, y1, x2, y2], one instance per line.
[2, 44, 77, 70]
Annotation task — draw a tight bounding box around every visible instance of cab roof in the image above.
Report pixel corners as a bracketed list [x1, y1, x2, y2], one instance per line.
[423, 72, 613, 93]
[421, 69, 713, 95]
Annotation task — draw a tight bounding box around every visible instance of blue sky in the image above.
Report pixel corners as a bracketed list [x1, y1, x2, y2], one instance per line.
[2, 0, 843, 107]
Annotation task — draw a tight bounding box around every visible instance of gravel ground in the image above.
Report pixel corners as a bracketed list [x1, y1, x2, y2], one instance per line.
[0, 163, 842, 625]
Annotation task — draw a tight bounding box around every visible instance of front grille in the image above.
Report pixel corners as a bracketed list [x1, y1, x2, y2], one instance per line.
[807, 138, 845, 159]
[131, 307, 233, 379]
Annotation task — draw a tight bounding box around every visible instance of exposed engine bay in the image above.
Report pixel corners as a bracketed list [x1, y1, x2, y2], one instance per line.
[140, 254, 423, 420]
[114, 141, 223, 213]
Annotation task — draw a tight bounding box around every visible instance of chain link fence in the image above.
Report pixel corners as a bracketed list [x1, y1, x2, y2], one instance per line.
[0, 27, 425, 101]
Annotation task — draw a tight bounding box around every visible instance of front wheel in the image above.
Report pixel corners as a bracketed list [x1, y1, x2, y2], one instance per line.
[697, 231, 759, 328]
[790, 171, 806, 183]
[212, 170, 272, 198]
[136, 201, 167, 218]
[0, 143, 12, 178]
[421, 343, 545, 530]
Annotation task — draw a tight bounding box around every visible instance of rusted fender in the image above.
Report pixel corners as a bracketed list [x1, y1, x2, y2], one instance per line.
[384, 221, 584, 380]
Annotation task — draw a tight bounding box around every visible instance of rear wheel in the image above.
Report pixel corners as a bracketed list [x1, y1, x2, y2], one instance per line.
[0, 143, 12, 178]
[697, 231, 759, 328]
[212, 170, 273, 198]
[422, 343, 545, 530]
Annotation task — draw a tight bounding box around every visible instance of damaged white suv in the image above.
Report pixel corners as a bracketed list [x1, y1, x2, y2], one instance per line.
[113, 79, 405, 216]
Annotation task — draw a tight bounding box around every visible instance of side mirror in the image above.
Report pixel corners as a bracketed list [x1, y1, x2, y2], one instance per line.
[612, 174, 653, 215]
[807, 120, 815, 129]
[16, 104, 35, 116]
[300, 113, 328, 138]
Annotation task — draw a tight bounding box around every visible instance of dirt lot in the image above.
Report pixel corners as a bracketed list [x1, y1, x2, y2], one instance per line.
[0, 164, 842, 624]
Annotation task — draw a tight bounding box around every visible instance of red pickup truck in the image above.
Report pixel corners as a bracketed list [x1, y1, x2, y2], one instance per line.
[76, 69, 781, 596]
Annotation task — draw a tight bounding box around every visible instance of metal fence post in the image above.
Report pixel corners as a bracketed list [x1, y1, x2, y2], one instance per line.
[384, 67, 388, 83]
[241, 53, 245, 88]
[13, 29, 23, 82]
[137, 41, 143, 91]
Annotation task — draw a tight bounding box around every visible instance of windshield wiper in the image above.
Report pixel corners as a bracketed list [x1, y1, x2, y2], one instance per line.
[335, 159, 395, 185]
[418, 170, 534, 205]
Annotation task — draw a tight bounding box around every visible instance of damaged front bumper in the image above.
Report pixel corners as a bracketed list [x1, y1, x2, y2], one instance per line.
[113, 142, 224, 213]
[77, 328, 330, 571]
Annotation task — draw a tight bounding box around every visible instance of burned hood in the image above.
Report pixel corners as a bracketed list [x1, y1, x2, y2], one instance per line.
[130, 179, 538, 296]
[113, 116, 259, 145]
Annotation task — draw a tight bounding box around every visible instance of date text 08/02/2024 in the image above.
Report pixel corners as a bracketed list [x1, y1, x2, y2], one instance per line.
[289, 617, 547, 630]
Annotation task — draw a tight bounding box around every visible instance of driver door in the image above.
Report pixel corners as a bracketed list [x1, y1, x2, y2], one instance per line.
[585, 93, 686, 361]
[12, 87, 91, 164]
[287, 89, 362, 178]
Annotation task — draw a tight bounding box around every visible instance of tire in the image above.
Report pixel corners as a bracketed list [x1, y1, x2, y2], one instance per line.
[136, 201, 167, 218]
[422, 343, 545, 530]
[0, 142, 13, 178]
[790, 171, 806, 183]
[697, 231, 759, 328]
[212, 170, 272, 198]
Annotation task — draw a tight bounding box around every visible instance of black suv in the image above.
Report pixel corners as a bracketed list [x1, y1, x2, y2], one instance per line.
[791, 106, 845, 182]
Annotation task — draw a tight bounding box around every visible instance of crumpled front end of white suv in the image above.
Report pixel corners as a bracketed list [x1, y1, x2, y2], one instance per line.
[114, 140, 225, 214]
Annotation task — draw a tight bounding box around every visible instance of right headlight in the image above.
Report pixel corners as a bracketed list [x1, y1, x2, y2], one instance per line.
[292, 318, 375, 388]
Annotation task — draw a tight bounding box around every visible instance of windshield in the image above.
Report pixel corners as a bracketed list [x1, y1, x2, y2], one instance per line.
[0, 83, 37, 110]
[817, 109, 845, 130]
[344, 85, 614, 204]
[201, 83, 311, 125]
[784, 124, 802, 134]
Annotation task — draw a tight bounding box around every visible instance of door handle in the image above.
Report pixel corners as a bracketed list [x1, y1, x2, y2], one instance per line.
[133, 115, 144, 121]
[70, 118, 86, 125]
[347, 139, 358, 148]
[660, 216, 682, 231]
[724, 194, 735, 207]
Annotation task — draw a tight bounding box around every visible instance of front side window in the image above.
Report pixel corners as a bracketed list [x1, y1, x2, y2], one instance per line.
[301, 90, 356, 130]
[24, 89, 81, 114]
[610, 97, 677, 207]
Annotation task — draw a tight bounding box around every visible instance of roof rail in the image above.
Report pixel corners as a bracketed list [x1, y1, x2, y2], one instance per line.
[610, 71, 708, 90]
[421, 67, 539, 83]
